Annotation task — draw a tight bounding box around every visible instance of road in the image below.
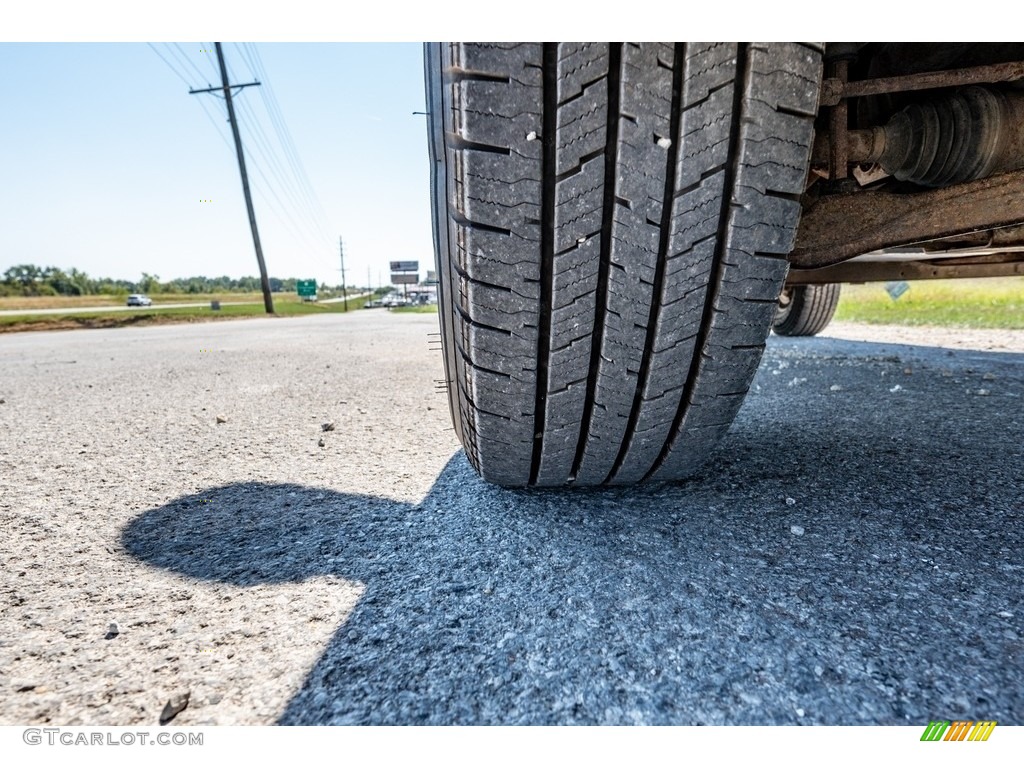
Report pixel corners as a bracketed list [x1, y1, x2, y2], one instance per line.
[1, 311, 1021, 725]
[0, 293, 370, 316]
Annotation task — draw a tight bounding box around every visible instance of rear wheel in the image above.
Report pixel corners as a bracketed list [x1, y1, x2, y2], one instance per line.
[773, 284, 842, 337]
[425, 42, 823, 486]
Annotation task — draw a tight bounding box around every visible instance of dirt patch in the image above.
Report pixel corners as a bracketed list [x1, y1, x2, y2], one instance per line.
[822, 322, 1024, 353]
[0, 314, 242, 334]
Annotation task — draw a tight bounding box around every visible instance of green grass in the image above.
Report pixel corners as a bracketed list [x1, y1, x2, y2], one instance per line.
[0, 291, 280, 311]
[10, 278, 1020, 332]
[834, 277, 1024, 329]
[0, 295, 370, 333]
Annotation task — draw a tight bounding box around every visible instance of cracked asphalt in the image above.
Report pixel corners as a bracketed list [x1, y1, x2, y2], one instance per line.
[1, 311, 1021, 725]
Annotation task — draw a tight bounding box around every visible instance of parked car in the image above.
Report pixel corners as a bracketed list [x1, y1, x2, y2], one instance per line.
[381, 294, 411, 308]
[126, 294, 152, 307]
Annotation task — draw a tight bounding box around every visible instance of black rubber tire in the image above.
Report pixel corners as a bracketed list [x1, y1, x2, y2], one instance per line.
[773, 284, 842, 337]
[425, 42, 822, 487]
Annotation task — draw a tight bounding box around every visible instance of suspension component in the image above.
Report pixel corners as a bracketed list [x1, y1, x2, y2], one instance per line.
[817, 86, 1024, 187]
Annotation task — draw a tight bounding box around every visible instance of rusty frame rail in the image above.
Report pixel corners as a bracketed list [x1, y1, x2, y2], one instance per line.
[820, 59, 1024, 107]
[787, 254, 1024, 285]
[792, 168, 1024, 268]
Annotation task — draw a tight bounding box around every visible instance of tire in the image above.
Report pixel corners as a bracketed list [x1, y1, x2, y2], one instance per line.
[773, 284, 842, 337]
[425, 42, 822, 486]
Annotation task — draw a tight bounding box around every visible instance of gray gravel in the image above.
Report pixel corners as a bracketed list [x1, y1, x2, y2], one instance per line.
[1, 311, 1021, 725]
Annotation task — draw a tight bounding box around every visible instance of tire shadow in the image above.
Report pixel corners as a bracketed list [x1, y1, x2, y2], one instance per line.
[121, 338, 1024, 724]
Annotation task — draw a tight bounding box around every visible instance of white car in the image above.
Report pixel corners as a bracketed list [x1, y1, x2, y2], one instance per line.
[381, 294, 411, 308]
[126, 294, 152, 307]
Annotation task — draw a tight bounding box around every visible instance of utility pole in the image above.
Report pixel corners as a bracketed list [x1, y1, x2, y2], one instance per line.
[191, 43, 273, 314]
[339, 236, 348, 311]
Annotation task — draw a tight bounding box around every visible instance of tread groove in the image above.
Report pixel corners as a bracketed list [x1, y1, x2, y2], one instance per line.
[645, 43, 749, 481]
[569, 42, 622, 484]
[445, 133, 512, 156]
[528, 43, 559, 486]
[450, 211, 513, 237]
[453, 302, 514, 337]
[606, 43, 686, 484]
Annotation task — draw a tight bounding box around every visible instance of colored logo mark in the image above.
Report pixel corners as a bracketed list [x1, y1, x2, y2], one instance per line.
[920, 720, 997, 742]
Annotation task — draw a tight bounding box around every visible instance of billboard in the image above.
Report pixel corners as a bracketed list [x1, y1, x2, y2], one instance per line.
[391, 273, 419, 285]
[390, 261, 419, 272]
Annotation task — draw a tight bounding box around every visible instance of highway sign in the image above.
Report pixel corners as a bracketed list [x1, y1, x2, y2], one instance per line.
[296, 280, 317, 297]
[425, 270, 438, 284]
[391, 273, 419, 285]
[390, 261, 419, 272]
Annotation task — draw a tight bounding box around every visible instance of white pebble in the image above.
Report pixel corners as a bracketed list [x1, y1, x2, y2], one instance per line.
[997, 611, 1014, 618]
[889, 384, 902, 393]
[526, 131, 538, 141]
[785, 497, 797, 506]
[829, 384, 842, 391]
[656, 137, 672, 149]
[790, 525, 804, 536]
[577, 236, 587, 244]
[796, 708, 805, 718]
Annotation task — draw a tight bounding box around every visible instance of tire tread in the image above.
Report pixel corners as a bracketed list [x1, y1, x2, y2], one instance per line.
[428, 41, 823, 486]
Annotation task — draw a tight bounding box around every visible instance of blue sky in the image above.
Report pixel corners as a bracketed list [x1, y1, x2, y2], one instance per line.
[0, 43, 431, 287]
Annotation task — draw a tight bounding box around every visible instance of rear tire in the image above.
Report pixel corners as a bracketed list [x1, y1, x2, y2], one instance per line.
[425, 42, 822, 486]
[773, 284, 842, 337]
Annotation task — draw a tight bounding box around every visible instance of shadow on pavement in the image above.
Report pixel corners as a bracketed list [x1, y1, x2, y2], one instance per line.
[122, 338, 1024, 724]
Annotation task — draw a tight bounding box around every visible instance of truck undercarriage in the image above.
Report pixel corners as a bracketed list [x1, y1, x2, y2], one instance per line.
[791, 43, 1024, 285]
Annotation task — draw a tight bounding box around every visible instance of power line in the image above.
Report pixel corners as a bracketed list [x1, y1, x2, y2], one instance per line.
[192, 92, 235, 153]
[246, 44, 332, 242]
[244, 46, 318, 217]
[243, 148, 326, 259]
[233, 96, 325, 243]
[146, 43, 192, 88]
[230, 42, 333, 264]
[162, 43, 204, 88]
[232, 102, 332, 278]
[148, 43, 234, 157]
[172, 42, 213, 88]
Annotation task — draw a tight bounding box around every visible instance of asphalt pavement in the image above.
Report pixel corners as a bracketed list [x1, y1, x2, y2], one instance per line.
[0, 310, 1021, 725]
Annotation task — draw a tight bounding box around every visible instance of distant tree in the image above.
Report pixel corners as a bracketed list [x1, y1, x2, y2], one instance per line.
[4, 264, 42, 289]
[138, 273, 161, 293]
[67, 268, 94, 295]
[0, 264, 323, 297]
[45, 267, 83, 295]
